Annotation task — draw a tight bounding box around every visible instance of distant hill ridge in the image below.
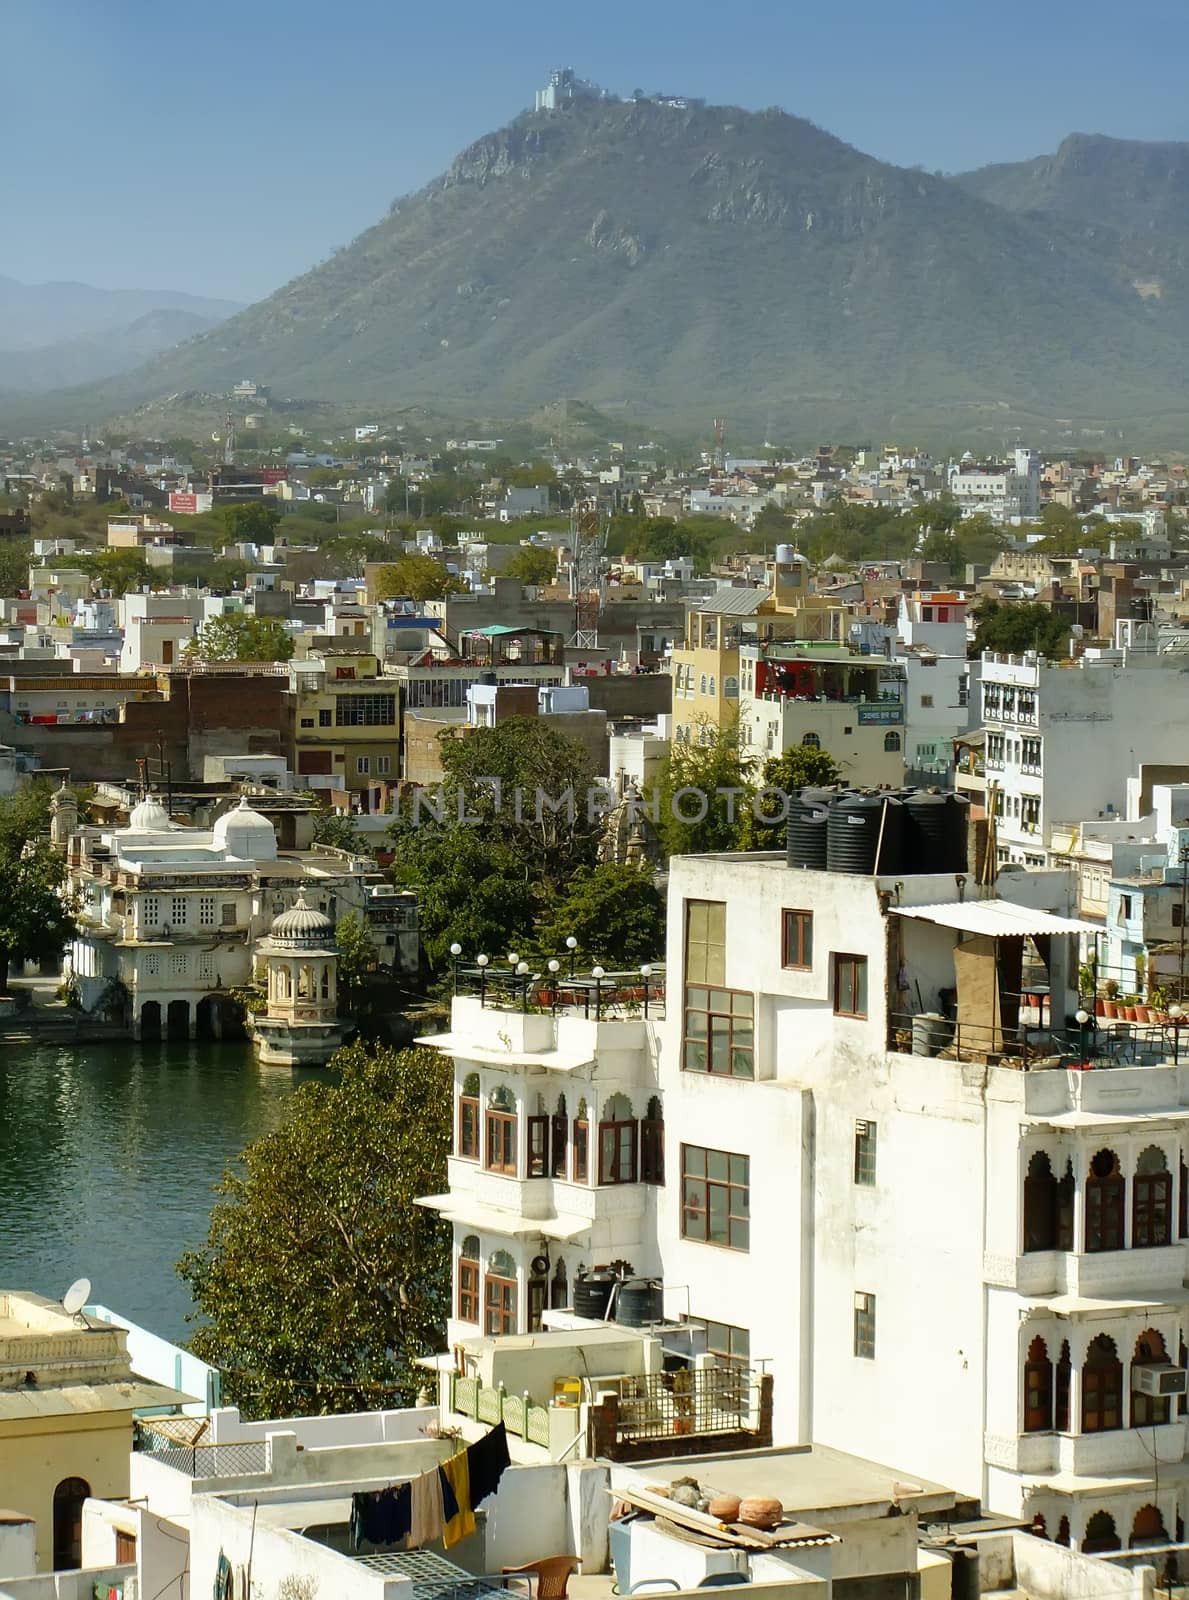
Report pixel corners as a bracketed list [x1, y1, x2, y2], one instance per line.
[13, 99, 1189, 439]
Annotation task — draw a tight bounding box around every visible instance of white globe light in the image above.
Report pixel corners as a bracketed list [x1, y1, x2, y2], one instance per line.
[449, 942, 462, 957]
[516, 961, 529, 975]
[592, 966, 605, 979]
[547, 959, 560, 974]
[640, 965, 653, 978]
[476, 954, 489, 968]
[566, 936, 578, 950]
[1075, 1009, 1089, 1025]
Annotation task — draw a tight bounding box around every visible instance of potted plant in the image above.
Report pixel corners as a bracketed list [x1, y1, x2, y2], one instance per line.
[1103, 979, 1119, 1020]
[1149, 985, 1170, 1024]
[1122, 994, 1140, 1023]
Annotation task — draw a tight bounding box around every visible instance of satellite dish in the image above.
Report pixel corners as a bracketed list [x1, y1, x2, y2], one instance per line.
[62, 1278, 91, 1317]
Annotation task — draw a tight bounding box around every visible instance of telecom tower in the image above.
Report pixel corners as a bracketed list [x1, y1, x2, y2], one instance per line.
[568, 500, 608, 650]
[713, 416, 726, 470]
[223, 410, 236, 466]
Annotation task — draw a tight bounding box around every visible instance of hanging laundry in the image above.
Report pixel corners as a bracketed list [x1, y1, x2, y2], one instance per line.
[350, 1483, 412, 1549]
[409, 1464, 444, 1547]
[438, 1464, 459, 1524]
[465, 1421, 511, 1508]
[441, 1451, 476, 1550]
[213, 1551, 233, 1600]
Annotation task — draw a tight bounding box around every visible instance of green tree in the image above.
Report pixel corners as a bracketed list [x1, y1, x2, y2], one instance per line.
[313, 811, 360, 852]
[971, 599, 1071, 660]
[334, 911, 376, 1009]
[220, 502, 282, 546]
[392, 826, 538, 974]
[539, 864, 665, 967]
[0, 539, 32, 597]
[373, 554, 464, 601]
[504, 545, 558, 586]
[177, 1041, 451, 1417]
[76, 549, 156, 596]
[657, 723, 753, 859]
[185, 614, 295, 663]
[0, 787, 77, 996]
[735, 745, 841, 850]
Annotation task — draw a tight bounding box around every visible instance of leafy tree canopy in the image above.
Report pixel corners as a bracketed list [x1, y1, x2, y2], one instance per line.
[656, 722, 751, 859]
[373, 554, 465, 602]
[313, 810, 360, 852]
[177, 1042, 451, 1417]
[538, 864, 665, 967]
[184, 614, 295, 663]
[735, 744, 842, 850]
[334, 911, 377, 1009]
[971, 598, 1071, 660]
[0, 786, 76, 996]
[220, 501, 282, 546]
[503, 545, 558, 586]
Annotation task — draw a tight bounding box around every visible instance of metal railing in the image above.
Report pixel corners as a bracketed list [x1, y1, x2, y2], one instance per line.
[888, 1008, 1185, 1068]
[454, 965, 664, 1020]
[607, 1366, 760, 1444]
[134, 1425, 267, 1477]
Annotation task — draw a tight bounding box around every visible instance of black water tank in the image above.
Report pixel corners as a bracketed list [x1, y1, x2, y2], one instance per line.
[785, 787, 832, 869]
[479, 671, 498, 686]
[827, 791, 893, 875]
[615, 1278, 664, 1328]
[572, 1270, 618, 1321]
[905, 789, 968, 874]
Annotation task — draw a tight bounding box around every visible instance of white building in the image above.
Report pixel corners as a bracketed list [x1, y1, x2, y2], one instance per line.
[979, 628, 1189, 868]
[118, 591, 203, 672]
[949, 449, 1041, 523]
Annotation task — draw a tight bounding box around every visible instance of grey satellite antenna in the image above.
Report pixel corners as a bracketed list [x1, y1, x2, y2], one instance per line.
[62, 1278, 92, 1326]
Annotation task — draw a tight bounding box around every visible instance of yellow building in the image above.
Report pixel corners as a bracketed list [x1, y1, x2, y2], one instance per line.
[671, 556, 846, 747]
[290, 650, 400, 800]
[0, 1292, 186, 1571]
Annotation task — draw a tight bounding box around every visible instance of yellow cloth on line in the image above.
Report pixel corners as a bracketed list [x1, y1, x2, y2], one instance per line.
[441, 1450, 475, 1549]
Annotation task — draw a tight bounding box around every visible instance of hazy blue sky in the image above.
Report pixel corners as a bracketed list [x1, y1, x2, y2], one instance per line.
[5, 0, 1188, 303]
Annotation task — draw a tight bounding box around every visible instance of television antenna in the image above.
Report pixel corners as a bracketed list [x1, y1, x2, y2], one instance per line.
[62, 1277, 94, 1328]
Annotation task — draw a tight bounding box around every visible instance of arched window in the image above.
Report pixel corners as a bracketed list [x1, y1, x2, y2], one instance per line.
[598, 1092, 638, 1185]
[320, 966, 330, 1000]
[1055, 1340, 1072, 1431]
[551, 1094, 568, 1179]
[1132, 1328, 1172, 1427]
[551, 1257, 569, 1310]
[802, 733, 821, 749]
[1085, 1148, 1125, 1252]
[1056, 1517, 1071, 1548]
[573, 1097, 590, 1183]
[884, 731, 901, 753]
[1082, 1512, 1120, 1554]
[53, 1478, 90, 1570]
[1130, 1505, 1168, 1549]
[723, 676, 739, 700]
[458, 1072, 480, 1159]
[1082, 1334, 1123, 1433]
[708, 677, 716, 698]
[458, 1235, 480, 1323]
[486, 1085, 517, 1176]
[1133, 1146, 1172, 1249]
[485, 1250, 517, 1335]
[1023, 1336, 1053, 1432]
[1024, 1151, 1058, 1252]
[528, 1253, 548, 1333]
[699, 674, 707, 695]
[642, 1095, 664, 1185]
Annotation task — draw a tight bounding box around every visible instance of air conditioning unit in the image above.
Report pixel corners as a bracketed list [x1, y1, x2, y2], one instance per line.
[1133, 1365, 1188, 1398]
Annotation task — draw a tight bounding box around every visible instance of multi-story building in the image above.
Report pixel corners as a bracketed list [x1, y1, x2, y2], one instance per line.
[980, 632, 1189, 869]
[416, 981, 664, 1350]
[290, 650, 400, 804]
[657, 844, 1187, 1553]
[670, 556, 845, 748]
[949, 449, 1041, 522]
[737, 640, 907, 784]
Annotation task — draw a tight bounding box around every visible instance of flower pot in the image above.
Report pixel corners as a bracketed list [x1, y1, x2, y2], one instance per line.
[1135, 1004, 1151, 1023]
[1124, 1005, 1138, 1022]
[673, 1417, 693, 1436]
[1103, 1001, 1118, 1019]
[1095, 998, 1106, 1017]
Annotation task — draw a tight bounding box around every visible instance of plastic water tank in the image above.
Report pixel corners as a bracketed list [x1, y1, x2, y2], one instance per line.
[905, 789, 969, 873]
[572, 1269, 618, 1321]
[912, 1013, 953, 1057]
[774, 543, 796, 565]
[785, 787, 832, 869]
[827, 791, 901, 874]
[614, 1279, 664, 1328]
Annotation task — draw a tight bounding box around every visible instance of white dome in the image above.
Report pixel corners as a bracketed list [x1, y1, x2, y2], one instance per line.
[212, 795, 277, 862]
[270, 893, 336, 946]
[127, 795, 173, 832]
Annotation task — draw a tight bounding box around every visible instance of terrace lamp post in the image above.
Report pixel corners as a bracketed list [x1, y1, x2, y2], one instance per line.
[566, 935, 578, 979]
[449, 942, 462, 996]
[547, 959, 561, 1015]
[641, 964, 653, 1019]
[476, 953, 489, 1006]
[1171, 1005, 1184, 1067]
[592, 965, 605, 1021]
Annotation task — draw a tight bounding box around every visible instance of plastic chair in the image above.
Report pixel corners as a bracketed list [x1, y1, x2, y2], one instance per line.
[698, 1578, 751, 1589]
[501, 1558, 580, 1600]
[627, 1583, 681, 1595]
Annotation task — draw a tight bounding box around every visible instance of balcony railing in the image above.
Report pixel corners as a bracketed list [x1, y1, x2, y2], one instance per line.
[450, 1374, 552, 1449]
[134, 1423, 267, 1477]
[590, 1367, 773, 1461]
[455, 965, 664, 1020]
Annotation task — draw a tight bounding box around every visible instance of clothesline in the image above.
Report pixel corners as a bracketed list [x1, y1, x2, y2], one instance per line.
[351, 1421, 511, 1554]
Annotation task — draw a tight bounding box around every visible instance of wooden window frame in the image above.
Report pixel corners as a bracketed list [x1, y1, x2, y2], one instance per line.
[458, 1095, 480, 1160]
[1024, 1340, 1053, 1433]
[1082, 1346, 1123, 1433]
[833, 954, 868, 1019]
[682, 986, 754, 1076]
[485, 1110, 517, 1176]
[681, 1143, 750, 1251]
[1133, 1167, 1172, 1250]
[1085, 1154, 1125, 1253]
[527, 1115, 549, 1179]
[573, 1119, 589, 1183]
[641, 1117, 665, 1185]
[782, 909, 813, 971]
[1054, 1343, 1071, 1431]
[550, 1113, 568, 1179]
[484, 1274, 517, 1336]
[598, 1119, 638, 1186]
[457, 1258, 480, 1323]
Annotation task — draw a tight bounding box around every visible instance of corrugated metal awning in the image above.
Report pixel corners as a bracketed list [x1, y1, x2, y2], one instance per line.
[893, 899, 1100, 938]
